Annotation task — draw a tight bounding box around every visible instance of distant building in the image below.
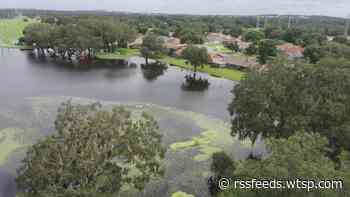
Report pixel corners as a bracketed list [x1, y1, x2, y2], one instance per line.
[276, 43, 304, 59]
[206, 32, 233, 43]
[208, 52, 257, 69]
[162, 37, 187, 57]
[129, 34, 144, 48]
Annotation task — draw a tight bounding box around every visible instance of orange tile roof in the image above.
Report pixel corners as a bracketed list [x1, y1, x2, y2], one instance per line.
[277, 43, 304, 57]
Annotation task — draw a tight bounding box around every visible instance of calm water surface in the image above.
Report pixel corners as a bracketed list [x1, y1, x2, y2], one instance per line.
[0, 49, 238, 197]
[0, 49, 236, 120]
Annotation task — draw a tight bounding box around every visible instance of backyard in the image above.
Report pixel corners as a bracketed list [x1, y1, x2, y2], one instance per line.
[0, 17, 37, 48]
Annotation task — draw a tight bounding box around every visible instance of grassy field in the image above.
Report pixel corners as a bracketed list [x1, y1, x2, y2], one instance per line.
[161, 56, 245, 81]
[0, 17, 37, 48]
[96, 48, 141, 60]
[97, 49, 245, 81]
[205, 43, 232, 53]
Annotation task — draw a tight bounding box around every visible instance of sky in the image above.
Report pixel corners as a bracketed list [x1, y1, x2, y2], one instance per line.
[2, 0, 350, 18]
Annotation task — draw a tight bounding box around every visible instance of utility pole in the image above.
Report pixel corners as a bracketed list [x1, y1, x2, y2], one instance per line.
[288, 16, 292, 29]
[264, 16, 268, 28]
[256, 16, 261, 28]
[344, 14, 350, 37]
[277, 15, 281, 28]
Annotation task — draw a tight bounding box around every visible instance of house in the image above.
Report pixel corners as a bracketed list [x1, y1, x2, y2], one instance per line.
[128, 34, 144, 48]
[276, 43, 304, 59]
[207, 33, 234, 43]
[208, 52, 257, 69]
[162, 36, 187, 57]
[163, 37, 181, 48]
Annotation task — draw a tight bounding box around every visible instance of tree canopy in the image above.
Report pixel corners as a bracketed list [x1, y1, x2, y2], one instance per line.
[217, 131, 350, 197]
[16, 101, 166, 197]
[23, 19, 137, 61]
[182, 45, 209, 77]
[256, 39, 278, 64]
[140, 33, 166, 65]
[228, 57, 350, 155]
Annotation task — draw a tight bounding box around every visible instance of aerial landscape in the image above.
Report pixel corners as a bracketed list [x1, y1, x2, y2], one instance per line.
[1, 0, 350, 197]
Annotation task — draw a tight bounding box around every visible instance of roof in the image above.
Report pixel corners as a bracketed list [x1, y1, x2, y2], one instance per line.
[129, 34, 144, 47]
[207, 32, 234, 43]
[276, 43, 304, 58]
[163, 37, 182, 49]
[208, 52, 257, 68]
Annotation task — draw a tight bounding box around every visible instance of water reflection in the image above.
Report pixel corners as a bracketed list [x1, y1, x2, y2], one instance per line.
[141, 62, 168, 81]
[0, 49, 236, 120]
[0, 49, 241, 197]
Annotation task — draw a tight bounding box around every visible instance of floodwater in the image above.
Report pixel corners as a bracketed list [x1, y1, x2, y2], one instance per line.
[0, 49, 255, 197]
[0, 49, 236, 120]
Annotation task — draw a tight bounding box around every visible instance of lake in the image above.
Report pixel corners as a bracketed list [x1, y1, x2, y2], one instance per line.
[0, 49, 264, 197]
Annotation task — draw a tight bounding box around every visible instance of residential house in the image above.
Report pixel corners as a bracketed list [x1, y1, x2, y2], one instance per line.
[207, 32, 233, 43]
[276, 43, 304, 59]
[208, 52, 257, 69]
[162, 36, 187, 57]
[128, 34, 144, 48]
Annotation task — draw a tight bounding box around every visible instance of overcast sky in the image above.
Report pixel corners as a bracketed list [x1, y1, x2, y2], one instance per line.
[2, 0, 350, 18]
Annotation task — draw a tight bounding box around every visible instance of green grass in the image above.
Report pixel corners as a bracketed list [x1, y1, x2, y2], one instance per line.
[205, 43, 232, 53]
[97, 48, 245, 81]
[96, 48, 140, 60]
[161, 56, 245, 81]
[0, 17, 38, 48]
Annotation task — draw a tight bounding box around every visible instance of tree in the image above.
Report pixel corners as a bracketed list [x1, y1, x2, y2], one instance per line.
[321, 41, 350, 60]
[174, 23, 206, 44]
[16, 101, 165, 197]
[225, 26, 242, 37]
[264, 26, 283, 39]
[228, 57, 350, 155]
[224, 41, 240, 53]
[244, 43, 257, 56]
[115, 22, 137, 48]
[242, 29, 265, 43]
[281, 27, 304, 44]
[256, 39, 277, 64]
[23, 23, 55, 55]
[182, 45, 209, 78]
[304, 44, 323, 63]
[211, 152, 235, 177]
[301, 32, 325, 46]
[141, 33, 165, 65]
[219, 132, 346, 197]
[333, 36, 349, 45]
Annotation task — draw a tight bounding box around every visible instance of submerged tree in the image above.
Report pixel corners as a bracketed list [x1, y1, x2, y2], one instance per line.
[141, 33, 165, 65]
[182, 45, 208, 79]
[181, 45, 210, 91]
[16, 101, 165, 197]
[23, 23, 55, 55]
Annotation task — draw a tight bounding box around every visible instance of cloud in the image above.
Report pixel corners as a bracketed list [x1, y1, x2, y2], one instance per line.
[1, 0, 350, 17]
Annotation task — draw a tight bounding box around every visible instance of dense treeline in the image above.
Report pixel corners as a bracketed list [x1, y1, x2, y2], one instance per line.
[210, 56, 350, 197]
[23, 17, 137, 62]
[20, 14, 350, 67]
[1, 9, 349, 38]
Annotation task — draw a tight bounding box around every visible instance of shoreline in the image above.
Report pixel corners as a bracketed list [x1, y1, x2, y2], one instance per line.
[96, 49, 245, 81]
